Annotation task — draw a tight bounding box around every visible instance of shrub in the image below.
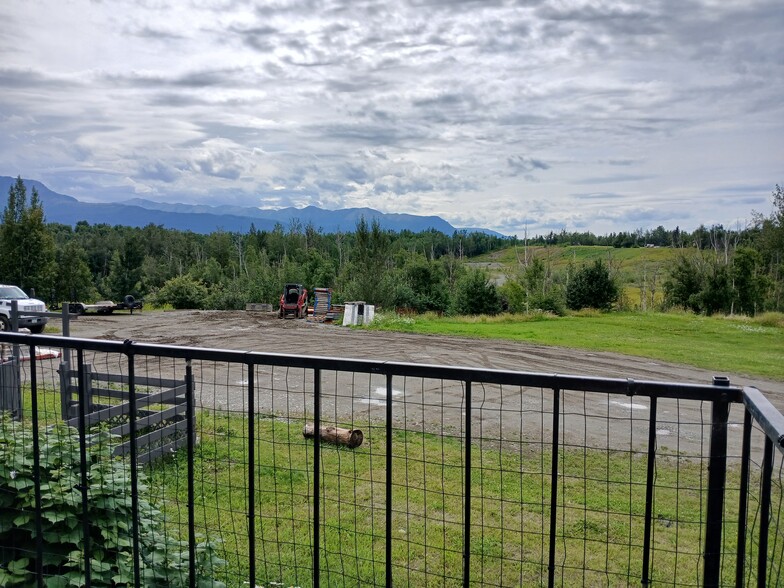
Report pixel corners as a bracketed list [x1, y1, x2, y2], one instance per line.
[451, 269, 501, 316]
[566, 260, 619, 311]
[753, 311, 784, 328]
[152, 275, 209, 310]
[529, 291, 566, 316]
[0, 416, 225, 587]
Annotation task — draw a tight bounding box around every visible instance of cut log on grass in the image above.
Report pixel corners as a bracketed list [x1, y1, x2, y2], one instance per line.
[303, 424, 364, 449]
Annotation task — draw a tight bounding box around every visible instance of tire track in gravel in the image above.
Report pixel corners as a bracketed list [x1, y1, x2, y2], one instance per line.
[55, 309, 784, 454]
[67, 309, 783, 399]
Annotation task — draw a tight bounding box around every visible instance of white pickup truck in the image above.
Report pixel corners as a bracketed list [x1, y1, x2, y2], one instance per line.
[0, 284, 48, 333]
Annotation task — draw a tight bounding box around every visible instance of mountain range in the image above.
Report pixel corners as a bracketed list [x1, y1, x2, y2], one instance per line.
[0, 176, 500, 236]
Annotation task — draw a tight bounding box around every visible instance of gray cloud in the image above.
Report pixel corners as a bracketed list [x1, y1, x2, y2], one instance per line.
[572, 193, 626, 201]
[0, 0, 781, 235]
[574, 174, 656, 186]
[507, 156, 550, 175]
[125, 25, 186, 41]
[138, 160, 180, 183]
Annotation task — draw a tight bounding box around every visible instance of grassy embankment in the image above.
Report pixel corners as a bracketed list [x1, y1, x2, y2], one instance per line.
[472, 244, 691, 308]
[367, 310, 784, 381]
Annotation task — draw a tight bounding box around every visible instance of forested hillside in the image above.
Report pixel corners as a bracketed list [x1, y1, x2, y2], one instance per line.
[1, 177, 781, 316]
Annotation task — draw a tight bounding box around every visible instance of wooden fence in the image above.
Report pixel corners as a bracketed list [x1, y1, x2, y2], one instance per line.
[60, 363, 194, 463]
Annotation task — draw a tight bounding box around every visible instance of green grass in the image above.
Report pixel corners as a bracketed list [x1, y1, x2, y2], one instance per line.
[471, 245, 690, 303]
[473, 244, 682, 273]
[367, 311, 784, 381]
[143, 413, 745, 587]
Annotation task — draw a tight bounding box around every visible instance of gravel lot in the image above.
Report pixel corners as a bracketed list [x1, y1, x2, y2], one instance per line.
[55, 309, 783, 454]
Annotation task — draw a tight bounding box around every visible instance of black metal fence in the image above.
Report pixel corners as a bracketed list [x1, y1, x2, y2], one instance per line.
[1, 331, 783, 587]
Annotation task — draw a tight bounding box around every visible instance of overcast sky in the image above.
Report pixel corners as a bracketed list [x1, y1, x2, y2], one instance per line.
[1, 0, 782, 235]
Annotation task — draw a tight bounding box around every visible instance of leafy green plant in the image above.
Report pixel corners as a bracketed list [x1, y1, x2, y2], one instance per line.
[566, 259, 619, 311]
[0, 415, 225, 587]
[150, 275, 209, 310]
[451, 268, 501, 315]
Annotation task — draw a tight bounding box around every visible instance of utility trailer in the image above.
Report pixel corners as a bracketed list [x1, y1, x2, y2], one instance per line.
[68, 295, 143, 315]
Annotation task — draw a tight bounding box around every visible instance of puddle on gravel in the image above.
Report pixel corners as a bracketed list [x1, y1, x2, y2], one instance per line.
[358, 386, 405, 405]
[610, 400, 648, 410]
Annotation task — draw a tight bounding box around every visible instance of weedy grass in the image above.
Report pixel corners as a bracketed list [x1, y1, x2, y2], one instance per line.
[142, 413, 745, 587]
[367, 311, 784, 381]
[472, 245, 685, 287]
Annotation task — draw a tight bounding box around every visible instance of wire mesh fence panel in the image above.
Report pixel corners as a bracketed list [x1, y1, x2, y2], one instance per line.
[739, 421, 784, 588]
[5, 333, 784, 588]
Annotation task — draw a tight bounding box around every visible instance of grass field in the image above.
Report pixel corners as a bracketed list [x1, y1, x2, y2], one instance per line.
[146, 413, 738, 588]
[473, 244, 682, 272]
[367, 311, 784, 381]
[471, 245, 692, 309]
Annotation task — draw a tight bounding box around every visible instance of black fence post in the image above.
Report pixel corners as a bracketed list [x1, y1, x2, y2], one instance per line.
[641, 395, 658, 585]
[76, 349, 92, 586]
[185, 359, 196, 588]
[736, 408, 752, 588]
[124, 340, 141, 588]
[247, 363, 257, 588]
[758, 437, 773, 588]
[28, 344, 44, 588]
[704, 376, 731, 587]
[313, 367, 321, 587]
[548, 387, 561, 588]
[386, 373, 394, 587]
[463, 380, 472, 588]
[11, 300, 19, 332]
[0, 355, 21, 420]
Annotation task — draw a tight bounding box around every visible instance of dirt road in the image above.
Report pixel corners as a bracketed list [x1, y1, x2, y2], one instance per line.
[57, 309, 783, 454]
[64, 309, 781, 395]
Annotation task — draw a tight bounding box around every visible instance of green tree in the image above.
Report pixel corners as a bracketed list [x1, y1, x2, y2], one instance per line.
[104, 233, 144, 299]
[451, 269, 501, 315]
[0, 177, 57, 294]
[53, 240, 98, 303]
[664, 254, 704, 311]
[566, 260, 619, 311]
[752, 184, 784, 310]
[732, 247, 767, 315]
[153, 275, 209, 309]
[341, 217, 390, 304]
[700, 262, 732, 315]
[390, 254, 450, 313]
[501, 257, 565, 315]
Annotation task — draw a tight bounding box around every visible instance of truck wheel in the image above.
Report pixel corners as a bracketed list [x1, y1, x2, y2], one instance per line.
[0, 315, 10, 331]
[29, 324, 45, 334]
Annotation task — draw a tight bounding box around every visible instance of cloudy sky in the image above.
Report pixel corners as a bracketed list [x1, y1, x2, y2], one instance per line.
[1, 0, 782, 235]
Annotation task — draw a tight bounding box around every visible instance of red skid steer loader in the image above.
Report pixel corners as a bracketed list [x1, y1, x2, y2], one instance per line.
[279, 284, 308, 318]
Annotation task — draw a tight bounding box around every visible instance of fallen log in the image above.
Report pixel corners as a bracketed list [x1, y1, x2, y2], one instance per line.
[302, 424, 364, 449]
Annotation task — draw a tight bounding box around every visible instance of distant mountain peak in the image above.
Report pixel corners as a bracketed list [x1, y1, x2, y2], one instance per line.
[0, 176, 499, 236]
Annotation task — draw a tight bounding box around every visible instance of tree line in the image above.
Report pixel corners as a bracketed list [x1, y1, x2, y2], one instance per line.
[0, 177, 513, 313]
[0, 176, 781, 316]
[499, 185, 783, 315]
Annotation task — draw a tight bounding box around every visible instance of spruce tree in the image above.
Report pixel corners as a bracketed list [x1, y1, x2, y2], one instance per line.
[0, 177, 57, 296]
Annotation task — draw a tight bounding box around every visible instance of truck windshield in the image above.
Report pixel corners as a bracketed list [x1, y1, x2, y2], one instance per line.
[0, 286, 29, 299]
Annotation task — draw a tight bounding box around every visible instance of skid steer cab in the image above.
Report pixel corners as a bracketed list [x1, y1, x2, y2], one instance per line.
[279, 284, 308, 319]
